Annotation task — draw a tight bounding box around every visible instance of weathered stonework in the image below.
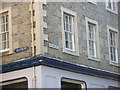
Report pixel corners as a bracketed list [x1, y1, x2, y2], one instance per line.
[1, 1, 119, 74]
[43, 2, 120, 73]
[1, 2, 32, 64]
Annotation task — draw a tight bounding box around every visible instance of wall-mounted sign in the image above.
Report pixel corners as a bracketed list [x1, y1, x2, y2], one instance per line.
[14, 46, 29, 53]
[49, 43, 59, 50]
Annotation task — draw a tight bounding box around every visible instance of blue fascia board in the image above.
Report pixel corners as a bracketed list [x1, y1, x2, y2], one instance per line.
[1, 55, 120, 81]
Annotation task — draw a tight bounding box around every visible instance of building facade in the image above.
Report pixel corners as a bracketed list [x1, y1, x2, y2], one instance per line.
[0, 0, 120, 89]
[0, 2, 32, 64]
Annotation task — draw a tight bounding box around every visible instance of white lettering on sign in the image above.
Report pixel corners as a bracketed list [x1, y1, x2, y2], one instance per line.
[14, 46, 29, 53]
[49, 43, 59, 50]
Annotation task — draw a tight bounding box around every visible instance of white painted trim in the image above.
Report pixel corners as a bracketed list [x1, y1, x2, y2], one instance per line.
[85, 17, 100, 61]
[61, 6, 79, 56]
[0, 68, 34, 88]
[0, 7, 11, 14]
[86, 0, 97, 5]
[1, 78, 27, 86]
[107, 26, 118, 33]
[0, 7, 13, 54]
[34, 3, 42, 55]
[105, 0, 118, 14]
[41, 65, 119, 88]
[107, 25, 118, 65]
[0, 49, 9, 53]
[61, 78, 86, 89]
[61, 7, 77, 16]
[42, 55, 120, 75]
[88, 56, 100, 62]
[33, 3, 48, 55]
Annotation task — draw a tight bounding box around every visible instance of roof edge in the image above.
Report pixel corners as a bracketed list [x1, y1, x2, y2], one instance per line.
[1, 55, 120, 81]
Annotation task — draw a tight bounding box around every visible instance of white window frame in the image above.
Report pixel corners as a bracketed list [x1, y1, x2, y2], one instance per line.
[63, 13, 75, 51]
[86, 0, 97, 5]
[61, 78, 86, 90]
[61, 7, 79, 56]
[86, 17, 100, 61]
[0, 7, 13, 53]
[107, 26, 118, 65]
[105, 0, 118, 14]
[1, 78, 27, 86]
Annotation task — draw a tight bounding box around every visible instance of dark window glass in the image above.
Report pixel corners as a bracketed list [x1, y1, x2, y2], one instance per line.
[2, 81, 28, 90]
[61, 81, 81, 90]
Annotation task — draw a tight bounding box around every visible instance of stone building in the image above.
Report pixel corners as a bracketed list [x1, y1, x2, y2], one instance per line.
[0, 2, 32, 64]
[0, 0, 120, 89]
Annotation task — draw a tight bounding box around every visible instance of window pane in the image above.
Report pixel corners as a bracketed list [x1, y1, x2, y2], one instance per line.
[6, 23, 8, 31]
[2, 16, 5, 23]
[69, 24, 72, 32]
[107, 0, 113, 9]
[69, 34, 72, 41]
[2, 41, 6, 50]
[66, 24, 69, 31]
[113, 40, 116, 47]
[89, 40, 92, 48]
[2, 33, 6, 41]
[108, 2, 112, 9]
[70, 41, 73, 49]
[6, 15, 8, 22]
[65, 41, 69, 48]
[89, 32, 92, 39]
[111, 54, 113, 61]
[110, 39, 113, 46]
[88, 24, 91, 31]
[63, 13, 74, 50]
[89, 40, 94, 50]
[91, 41, 94, 49]
[109, 30, 117, 62]
[88, 23, 95, 40]
[65, 32, 68, 40]
[111, 31, 116, 46]
[91, 32, 94, 40]
[7, 32, 9, 40]
[0, 12, 9, 51]
[89, 23, 93, 31]
[69, 17, 72, 32]
[61, 81, 81, 90]
[68, 24, 70, 32]
[113, 2, 116, 11]
[88, 22, 96, 57]
[106, 0, 116, 11]
[2, 81, 28, 89]
[1, 24, 5, 32]
[113, 48, 116, 61]
[110, 32, 112, 40]
[113, 54, 116, 61]
[69, 16, 71, 24]
[89, 48, 94, 56]
[66, 15, 68, 23]
[112, 32, 115, 39]
[110, 47, 113, 54]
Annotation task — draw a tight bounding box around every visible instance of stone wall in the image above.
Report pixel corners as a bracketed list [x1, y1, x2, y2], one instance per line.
[44, 2, 120, 73]
[1, 1, 119, 73]
[1, 2, 32, 64]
